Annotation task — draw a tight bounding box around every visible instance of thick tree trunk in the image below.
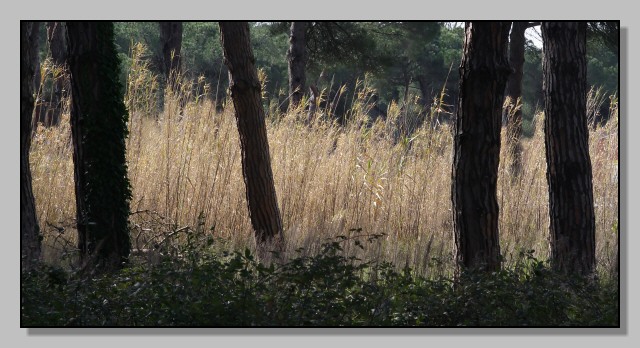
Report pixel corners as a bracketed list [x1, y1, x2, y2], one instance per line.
[219, 22, 284, 249]
[21, 22, 42, 271]
[504, 22, 528, 178]
[542, 22, 595, 276]
[67, 22, 132, 271]
[452, 22, 511, 273]
[159, 21, 183, 92]
[46, 21, 67, 126]
[287, 22, 308, 109]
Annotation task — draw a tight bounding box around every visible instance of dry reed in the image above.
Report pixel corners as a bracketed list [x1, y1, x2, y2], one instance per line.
[29, 46, 619, 278]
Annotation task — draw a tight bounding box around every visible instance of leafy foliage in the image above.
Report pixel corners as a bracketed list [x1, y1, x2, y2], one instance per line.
[103, 22, 618, 125]
[587, 33, 619, 96]
[521, 40, 543, 137]
[22, 237, 618, 327]
[587, 22, 619, 55]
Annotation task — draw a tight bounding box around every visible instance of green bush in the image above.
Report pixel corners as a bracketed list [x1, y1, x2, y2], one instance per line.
[21, 237, 619, 327]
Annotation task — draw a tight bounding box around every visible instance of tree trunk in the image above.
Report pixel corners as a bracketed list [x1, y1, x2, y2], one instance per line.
[542, 22, 595, 276]
[219, 22, 284, 249]
[46, 21, 67, 127]
[28, 23, 41, 131]
[452, 22, 511, 273]
[403, 77, 411, 105]
[287, 21, 308, 109]
[67, 22, 132, 272]
[504, 22, 528, 178]
[21, 22, 42, 271]
[30, 23, 41, 94]
[416, 74, 430, 107]
[159, 21, 183, 92]
[416, 74, 435, 124]
[308, 84, 319, 124]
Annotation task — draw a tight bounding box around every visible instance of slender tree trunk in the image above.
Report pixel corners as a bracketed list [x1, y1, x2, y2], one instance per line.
[46, 21, 67, 127]
[504, 22, 528, 178]
[21, 22, 42, 271]
[219, 22, 284, 249]
[159, 22, 184, 115]
[416, 74, 435, 124]
[308, 84, 319, 124]
[452, 22, 511, 273]
[416, 74, 430, 107]
[28, 23, 42, 131]
[159, 21, 183, 92]
[30, 23, 41, 94]
[403, 77, 411, 105]
[67, 22, 132, 272]
[542, 22, 595, 276]
[287, 21, 308, 109]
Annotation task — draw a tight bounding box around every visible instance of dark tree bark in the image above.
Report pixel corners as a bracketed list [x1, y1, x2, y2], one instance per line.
[28, 23, 42, 130]
[287, 21, 309, 109]
[542, 22, 595, 275]
[67, 22, 132, 272]
[45, 21, 67, 126]
[29, 23, 41, 93]
[219, 22, 284, 249]
[416, 74, 431, 108]
[417, 74, 438, 126]
[21, 22, 42, 271]
[159, 21, 183, 92]
[47, 22, 67, 64]
[452, 22, 511, 273]
[503, 21, 529, 178]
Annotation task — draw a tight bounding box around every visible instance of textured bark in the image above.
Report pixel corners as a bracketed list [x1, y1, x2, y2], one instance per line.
[21, 22, 42, 271]
[287, 22, 308, 109]
[159, 21, 183, 92]
[67, 22, 132, 271]
[504, 22, 528, 177]
[542, 22, 595, 275]
[219, 22, 284, 248]
[45, 21, 67, 126]
[452, 22, 511, 273]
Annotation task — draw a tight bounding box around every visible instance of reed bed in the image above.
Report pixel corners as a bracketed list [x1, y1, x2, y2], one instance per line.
[29, 50, 619, 278]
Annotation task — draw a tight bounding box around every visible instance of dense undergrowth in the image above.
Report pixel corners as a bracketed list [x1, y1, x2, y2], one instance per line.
[22, 236, 618, 327]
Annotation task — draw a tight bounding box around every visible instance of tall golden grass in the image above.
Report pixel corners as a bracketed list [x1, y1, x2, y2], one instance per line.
[29, 46, 619, 277]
